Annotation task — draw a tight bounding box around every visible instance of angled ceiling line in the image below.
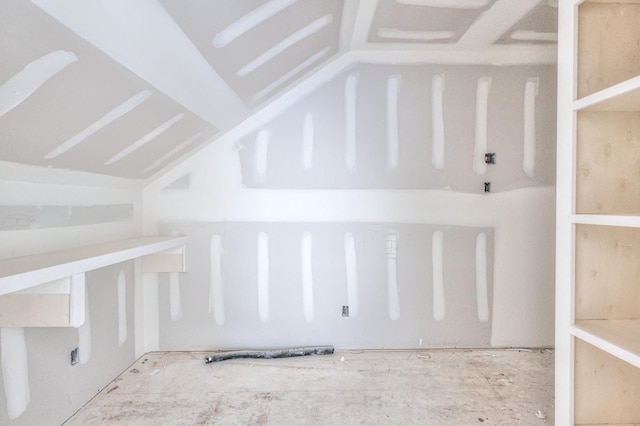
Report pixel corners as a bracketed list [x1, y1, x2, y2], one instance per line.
[142, 132, 202, 174]
[338, 0, 361, 52]
[395, 0, 490, 8]
[0, 50, 77, 118]
[31, 0, 247, 130]
[351, 0, 379, 47]
[146, 52, 355, 186]
[104, 113, 184, 166]
[252, 47, 332, 102]
[45, 90, 152, 160]
[212, 0, 300, 48]
[236, 14, 333, 77]
[377, 29, 456, 41]
[457, 0, 543, 46]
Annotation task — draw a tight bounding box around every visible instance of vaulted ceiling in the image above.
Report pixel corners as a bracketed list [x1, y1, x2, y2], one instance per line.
[0, 0, 557, 181]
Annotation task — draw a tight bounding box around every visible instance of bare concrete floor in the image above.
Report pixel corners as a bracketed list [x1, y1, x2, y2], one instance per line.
[65, 349, 554, 425]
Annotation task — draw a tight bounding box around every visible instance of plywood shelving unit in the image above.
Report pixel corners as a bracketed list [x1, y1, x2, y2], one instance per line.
[557, 0, 640, 424]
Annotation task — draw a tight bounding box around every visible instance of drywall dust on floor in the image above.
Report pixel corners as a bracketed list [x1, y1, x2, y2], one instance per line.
[65, 349, 554, 425]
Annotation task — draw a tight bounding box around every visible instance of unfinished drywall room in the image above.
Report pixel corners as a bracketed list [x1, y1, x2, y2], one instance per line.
[0, 0, 557, 424]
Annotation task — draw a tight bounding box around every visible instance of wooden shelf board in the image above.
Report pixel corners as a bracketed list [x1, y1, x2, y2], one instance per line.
[571, 320, 640, 369]
[0, 236, 186, 296]
[571, 214, 640, 228]
[574, 75, 640, 111]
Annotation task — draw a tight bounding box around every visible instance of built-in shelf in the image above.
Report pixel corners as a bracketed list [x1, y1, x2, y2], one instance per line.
[0, 236, 186, 327]
[0, 236, 186, 296]
[571, 214, 640, 228]
[571, 320, 640, 369]
[574, 75, 640, 111]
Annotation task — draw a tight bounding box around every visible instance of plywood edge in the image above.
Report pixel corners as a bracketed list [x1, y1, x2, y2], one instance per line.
[142, 253, 185, 273]
[0, 294, 70, 327]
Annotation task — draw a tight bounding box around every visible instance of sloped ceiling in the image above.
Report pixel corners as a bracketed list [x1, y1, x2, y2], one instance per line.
[0, 0, 557, 180]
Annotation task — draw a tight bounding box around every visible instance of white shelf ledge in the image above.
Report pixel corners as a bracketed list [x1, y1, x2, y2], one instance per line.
[571, 214, 640, 228]
[573, 75, 640, 111]
[0, 236, 186, 296]
[571, 320, 640, 369]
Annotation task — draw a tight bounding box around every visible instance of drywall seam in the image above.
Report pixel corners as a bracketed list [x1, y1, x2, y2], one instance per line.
[209, 235, 225, 325]
[117, 270, 128, 344]
[105, 113, 184, 166]
[338, 0, 360, 51]
[0, 50, 77, 118]
[386, 230, 400, 320]
[1, 327, 30, 419]
[78, 285, 91, 364]
[0, 204, 134, 231]
[145, 189, 504, 226]
[510, 31, 558, 42]
[476, 232, 489, 322]
[457, 0, 542, 46]
[301, 232, 314, 322]
[344, 232, 359, 317]
[237, 15, 333, 77]
[213, 0, 300, 48]
[386, 75, 401, 170]
[351, 0, 379, 47]
[378, 29, 455, 41]
[432, 231, 445, 321]
[142, 132, 202, 175]
[301, 113, 314, 171]
[396, 0, 490, 8]
[0, 161, 143, 189]
[45, 91, 151, 159]
[253, 129, 270, 181]
[257, 232, 270, 323]
[350, 45, 558, 65]
[431, 74, 445, 169]
[31, 0, 246, 128]
[523, 77, 539, 178]
[69, 273, 86, 328]
[345, 74, 358, 171]
[169, 272, 182, 322]
[252, 47, 331, 102]
[473, 77, 491, 175]
[144, 53, 356, 186]
[142, 272, 159, 352]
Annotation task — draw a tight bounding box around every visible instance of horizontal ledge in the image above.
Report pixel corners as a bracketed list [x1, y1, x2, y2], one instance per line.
[0, 236, 186, 296]
[573, 75, 640, 111]
[571, 320, 640, 369]
[571, 214, 640, 228]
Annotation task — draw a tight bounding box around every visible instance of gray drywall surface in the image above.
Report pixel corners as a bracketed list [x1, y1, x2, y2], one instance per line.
[237, 64, 556, 192]
[158, 222, 494, 350]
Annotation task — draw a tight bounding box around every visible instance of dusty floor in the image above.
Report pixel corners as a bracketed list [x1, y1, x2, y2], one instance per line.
[65, 349, 554, 425]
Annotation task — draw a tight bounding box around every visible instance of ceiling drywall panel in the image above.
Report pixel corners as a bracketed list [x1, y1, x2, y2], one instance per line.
[1, 0, 557, 183]
[369, 0, 496, 44]
[496, 1, 558, 44]
[0, 1, 217, 180]
[160, 0, 342, 106]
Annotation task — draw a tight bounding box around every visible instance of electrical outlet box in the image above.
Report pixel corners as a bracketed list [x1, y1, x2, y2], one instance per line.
[342, 305, 349, 317]
[71, 347, 79, 365]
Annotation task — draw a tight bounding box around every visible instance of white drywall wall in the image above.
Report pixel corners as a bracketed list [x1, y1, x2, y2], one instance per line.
[144, 63, 556, 348]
